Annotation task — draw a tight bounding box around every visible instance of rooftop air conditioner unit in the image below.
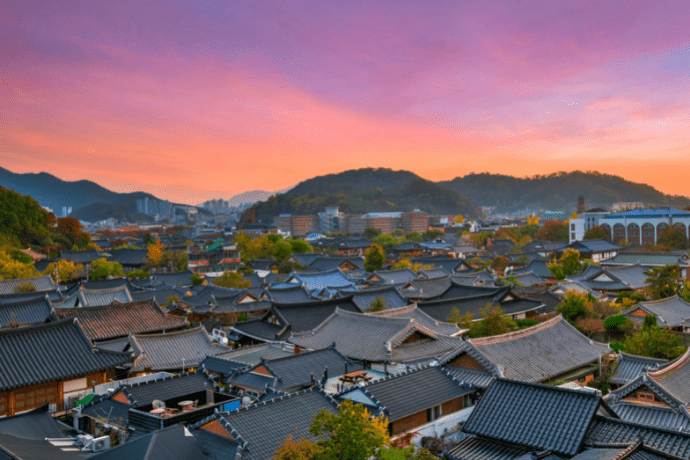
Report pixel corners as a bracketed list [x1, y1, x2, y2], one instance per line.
[90, 436, 110, 453]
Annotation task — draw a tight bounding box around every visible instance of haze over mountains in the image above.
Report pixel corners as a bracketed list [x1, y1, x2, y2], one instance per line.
[1, 166, 688, 223]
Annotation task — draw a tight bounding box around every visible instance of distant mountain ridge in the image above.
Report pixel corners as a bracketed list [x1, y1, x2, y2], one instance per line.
[0, 167, 200, 222]
[439, 171, 690, 212]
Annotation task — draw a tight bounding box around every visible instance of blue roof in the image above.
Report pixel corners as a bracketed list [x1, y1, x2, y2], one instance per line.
[289, 269, 355, 292]
[603, 208, 690, 219]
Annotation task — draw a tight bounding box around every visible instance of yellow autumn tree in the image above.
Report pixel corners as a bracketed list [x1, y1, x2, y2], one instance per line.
[527, 215, 539, 226]
[146, 239, 167, 269]
[454, 215, 465, 223]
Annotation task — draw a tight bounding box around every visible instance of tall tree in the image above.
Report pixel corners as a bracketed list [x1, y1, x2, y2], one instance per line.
[645, 264, 682, 300]
[657, 226, 688, 250]
[213, 271, 251, 289]
[584, 226, 608, 240]
[535, 220, 569, 242]
[364, 244, 385, 272]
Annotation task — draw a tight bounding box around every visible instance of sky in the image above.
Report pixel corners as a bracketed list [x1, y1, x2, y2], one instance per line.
[1, 0, 690, 204]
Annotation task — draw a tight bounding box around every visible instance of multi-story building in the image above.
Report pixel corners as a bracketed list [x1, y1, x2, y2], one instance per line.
[600, 208, 690, 246]
[318, 207, 344, 234]
[273, 214, 320, 236]
[401, 210, 428, 233]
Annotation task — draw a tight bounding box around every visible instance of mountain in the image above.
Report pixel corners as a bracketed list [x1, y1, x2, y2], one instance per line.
[251, 168, 483, 222]
[439, 171, 690, 212]
[0, 167, 200, 223]
[285, 168, 422, 197]
[227, 188, 293, 207]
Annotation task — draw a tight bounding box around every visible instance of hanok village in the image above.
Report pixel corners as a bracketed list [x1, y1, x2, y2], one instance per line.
[1, 194, 690, 460]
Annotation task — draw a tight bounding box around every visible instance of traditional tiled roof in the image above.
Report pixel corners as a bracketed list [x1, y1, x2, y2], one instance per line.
[117, 371, 215, 407]
[0, 289, 65, 304]
[368, 269, 418, 285]
[620, 296, 690, 329]
[231, 319, 288, 342]
[511, 259, 555, 279]
[290, 309, 465, 363]
[417, 268, 450, 279]
[584, 415, 690, 457]
[189, 427, 239, 460]
[468, 315, 610, 383]
[131, 288, 187, 305]
[229, 346, 364, 392]
[551, 281, 606, 299]
[446, 436, 568, 460]
[266, 285, 314, 304]
[246, 259, 278, 271]
[0, 404, 69, 440]
[602, 252, 690, 267]
[80, 277, 141, 292]
[604, 208, 690, 218]
[89, 424, 209, 460]
[610, 352, 669, 386]
[606, 401, 690, 433]
[405, 276, 453, 299]
[210, 343, 296, 366]
[423, 280, 505, 301]
[0, 318, 133, 392]
[308, 256, 364, 272]
[192, 386, 339, 460]
[410, 257, 469, 273]
[648, 349, 690, 405]
[338, 365, 472, 422]
[0, 296, 53, 329]
[0, 275, 56, 295]
[201, 355, 251, 375]
[128, 327, 231, 372]
[512, 286, 563, 314]
[560, 239, 625, 254]
[150, 270, 195, 287]
[418, 290, 542, 324]
[269, 296, 364, 333]
[604, 264, 649, 290]
[288, 268, 355, 294]
[53, 299, 188, 341]
[60, 249, 103, 264]
[106, 248, 148, 266]
[77, 285, 133, 307]
[367, 304, 463, 336]
[343, 285, 408, 311]
[510, 271, 547, 287]
[463, 378, 607, 456]
[290, 253, 322, 266]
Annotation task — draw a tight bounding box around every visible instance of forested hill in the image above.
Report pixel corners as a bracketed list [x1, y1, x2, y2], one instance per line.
[252, 170, 483, 222]
[284, 168, 423, 197]
[439, 171, 690, 212]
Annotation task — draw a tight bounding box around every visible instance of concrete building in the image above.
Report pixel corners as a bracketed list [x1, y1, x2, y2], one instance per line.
[600, 208, 690, 246]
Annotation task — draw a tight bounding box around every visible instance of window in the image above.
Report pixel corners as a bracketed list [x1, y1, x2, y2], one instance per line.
[638, 391, 655, 402]
[427, 405, 442, 422]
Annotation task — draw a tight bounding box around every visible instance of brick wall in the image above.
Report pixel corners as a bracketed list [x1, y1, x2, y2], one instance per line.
[448, 354, 485, 371]
[441, 397, 464, 415]
[390, 410, 428, 436]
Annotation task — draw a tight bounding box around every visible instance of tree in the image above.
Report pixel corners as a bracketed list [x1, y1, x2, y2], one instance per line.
[584, 226, 608, 240]
[275, 435, 324, 460]
[44, 259, 85, 282]
[657, 226, 688, 250]
[622, 324, 686, 360]
[364, 244, 385, 272]
[422, 229, 445, 240]
[163, 295, 179, 307]
[367, 296, 386, 312]
[272, 239, 293, 262]
[464, 304, 518, 338]
[146, 239, 167, 269]
[190, 273, 204, 286]
[556, 291, 592, 324]
[310, 400, 390, 460]
[390, 259, 413, 270]
[402, 232, 424, 243]
[559, 248, 581, 276]
[143, 232, 155, 246]
[126, 270, 151, 280]
[89, 258, 123, 280]
[0, 257, 39, 280]
[604, 315, 634, 336]
[278, 260, 309, 274]
[213, 271, 251, 289]
[237, 264, 254, 275]
[163, 250, 188, 272]
[645, 264, 682, 300]
[489, 256, 510, 275]
[494, 227, 518, 243]
[392, 228, 404, 238]
[526, 215, 539, 226]
[372, 234, 400, 254]
[454, 215, 465, 224]
[535, 220, 569, 242]
[364, 227, 382, 239]
[290, 239, 314, 254]
[515, 255, 531, 267]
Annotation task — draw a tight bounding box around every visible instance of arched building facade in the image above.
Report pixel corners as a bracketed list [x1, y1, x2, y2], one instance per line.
[600, 209, 690, 246]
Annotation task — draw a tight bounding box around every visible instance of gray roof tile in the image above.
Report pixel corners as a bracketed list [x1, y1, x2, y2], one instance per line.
[0, 318, 133, 392]
[0, 275, 56, 295]
[610, 352, 669, 386]
[0, 296, 53, 329]
[129, 326, 231, 371]
[464, 378, 604, 456]
[77, 285, 133, 307]
[621, 296, 690, 329]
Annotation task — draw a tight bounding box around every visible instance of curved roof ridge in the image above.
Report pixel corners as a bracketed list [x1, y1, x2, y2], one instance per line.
[470, 315, 562, 345]
[640, 294, 688, 306]
[367, 304, 418, 316]
[648, 348, 690, 381]
[80, 284, 131, 294]
[332, 308, 414, 324]
[56, 298, 156, 312]
[417, 290, 504, 306]
[130, 325, 208, 340]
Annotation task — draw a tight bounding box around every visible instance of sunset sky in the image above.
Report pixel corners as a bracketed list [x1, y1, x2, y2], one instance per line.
[2, 0, 690, 204]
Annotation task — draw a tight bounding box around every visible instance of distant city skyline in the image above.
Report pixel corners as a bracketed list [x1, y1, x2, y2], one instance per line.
[2, 1, 690, 204]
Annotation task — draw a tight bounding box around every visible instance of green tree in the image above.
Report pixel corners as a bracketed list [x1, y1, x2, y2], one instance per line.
[657, 226, 688, 250]
[372, 234, 400, 254]
[364, 244, 385, 272]
[44, 259, 85, 282]
[309, 400, 390, 460]
[272, 239, 292, 262]
[556, 291, 592, 323]
[143, 232, 155, 246]
[278, 260, 309, 274]
[402, 232, 424, 243]
[603, 315, 634, 336]
[190, 273, 204, 286]
[213, 271, 251, 289]
[645, 264, 682, 300]
[584, 226, 608, 240]
[490, 256, 510, 275]
[622, 324, 686, 360]
[236, 264, 254, 275]
[89, 258, 124, 280]
[126, 270, 151, 280]
[515, 255, 531, 267]
[518, 223, 540, 239]
[0, 256, 39, 280]
[472, 304, 518, 337]
[559, 248, 582, 276]
[289, 239, 314, 254]
[367, 296, 386, 312]
[422, 229, 445, 240]
[364, 227, 383, 239]
[392, 228, 404, 238]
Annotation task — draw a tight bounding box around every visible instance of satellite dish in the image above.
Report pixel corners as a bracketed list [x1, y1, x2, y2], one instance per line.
[241, 396, 252, 407]
[152, 400, 166, 409]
